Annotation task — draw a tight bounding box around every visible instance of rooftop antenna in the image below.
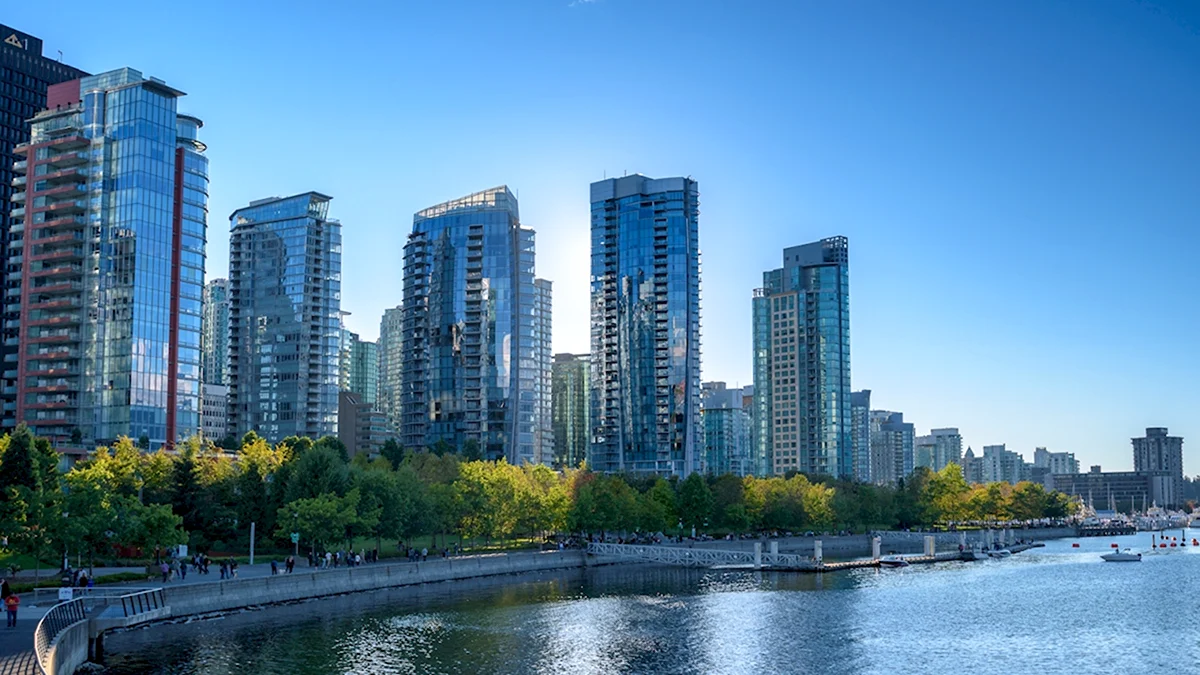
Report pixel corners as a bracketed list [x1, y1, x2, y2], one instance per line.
[57, 50, 63, 62]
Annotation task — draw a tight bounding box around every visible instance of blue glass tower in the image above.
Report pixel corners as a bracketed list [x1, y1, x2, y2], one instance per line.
[752, 237, 851, 477]
[8, 68, 206, 451]
[228, 193, 341, 443]
[589, 175, 702, 477]
[400, 187, 548, 464]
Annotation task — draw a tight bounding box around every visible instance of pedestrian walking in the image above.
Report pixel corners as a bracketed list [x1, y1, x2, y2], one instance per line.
[421, 547, 427, 561]
[180, 560, 188, 580]
[4, 592, 18, 628]
[160, 561, 170, 583]
[270, 560, 278, 575]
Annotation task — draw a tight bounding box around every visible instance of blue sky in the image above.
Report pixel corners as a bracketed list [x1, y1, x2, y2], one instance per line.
[9, 0, 1198, 471]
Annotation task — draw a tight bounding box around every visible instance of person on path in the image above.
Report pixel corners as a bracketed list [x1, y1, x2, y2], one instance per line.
[285, 555, 294, 573]
[160, 561, 170, 583]
[421, 547, 428, 561]
[0, 578, 9, 600]
[230, 559, 239, 578]
[170, 558, 179, 581]
[219, 561, 228, 580]
[180, 560, 187, 580]
[270, 560, 278, 575]
[4, 592, 18, 627]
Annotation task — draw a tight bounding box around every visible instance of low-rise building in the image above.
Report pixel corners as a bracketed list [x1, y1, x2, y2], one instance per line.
[338, 391, 388, 459]
[1052, 468, 1176, 511]
[201, 384, 229, 443]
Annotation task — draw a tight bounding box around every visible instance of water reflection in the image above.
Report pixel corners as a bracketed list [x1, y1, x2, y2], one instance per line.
[105, 534, 1200, 675]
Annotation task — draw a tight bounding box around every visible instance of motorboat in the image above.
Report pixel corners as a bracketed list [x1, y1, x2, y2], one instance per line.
[1101, 549, 1142, 563]
[987, 549, 1012, 559]
[879, 557, 910, 568]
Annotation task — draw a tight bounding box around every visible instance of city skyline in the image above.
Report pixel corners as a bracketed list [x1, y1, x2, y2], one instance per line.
[3, 1, 1196, 469]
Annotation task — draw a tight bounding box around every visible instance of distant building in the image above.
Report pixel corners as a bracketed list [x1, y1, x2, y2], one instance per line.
[980, 444, 1024, 485]
[753, 237, 851, 478]
[377, 306, 403, 436]
[850, 391, 872, 482]
[915, 428, 963, 472]
[400, 186, 548, 463]
[533, 278, 554, 464]
[201, 384, 228, 442]
[342, 333, 378, 405]
[338, 391, 387, 458]
[1033, 447, 1079, 477]
[9, 68, 207, 450]
[0, 25, 88, 430]
[870, 411, 913, 485]
[961, 447, 983, 484]
[228, 192, 341, 443]
[589, 175, 701, 476]
[551, 353, 589, 469]
[201, 279, 230, 386]
[1052, 468, 1175, 513]
[701, 382, 753, 477]
[1132, 428, 1184, 507]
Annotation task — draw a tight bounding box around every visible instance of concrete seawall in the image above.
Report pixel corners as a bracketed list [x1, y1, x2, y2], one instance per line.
[163, 550, 595, 618]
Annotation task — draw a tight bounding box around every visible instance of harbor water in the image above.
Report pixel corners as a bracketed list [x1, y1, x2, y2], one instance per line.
[104, 533, 1200, 674]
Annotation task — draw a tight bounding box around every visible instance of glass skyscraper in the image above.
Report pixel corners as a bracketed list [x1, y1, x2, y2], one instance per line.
[589, 175, 701, 477]
[228, 192, 341, 443]
[0, 26, 87, 428]
[201, 278, 229, 385]
[551, 353, 589, 469]
[752, 237, 851, 477]
[377, 306, 403, 436]
[533, 278, 554, 464]
[850, 389, 872, 482]
[400, 186, 549, 464]
[8, 68, 207, 450]
[701, 382, 753, 477]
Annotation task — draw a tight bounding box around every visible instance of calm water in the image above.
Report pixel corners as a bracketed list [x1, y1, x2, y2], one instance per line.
[105, 533, 1200, 674]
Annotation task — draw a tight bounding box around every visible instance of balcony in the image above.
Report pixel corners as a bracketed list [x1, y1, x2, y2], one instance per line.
[31, 247, 84, 263]
[43, 200, 87, 215]
[30, 264, 83, 279]
[45, 152, 88, 169]
[42, 167, 87, 185]
[39, 183, 86, 200]
[13, 160, 27, 174]
[10, 207, 24, 220]
[11, 191, 25, 203]
[39, 215, 86, 231]
[11, 175, 25, 188]
[30, 281, 82, 295]
[47, 135, 88, 151]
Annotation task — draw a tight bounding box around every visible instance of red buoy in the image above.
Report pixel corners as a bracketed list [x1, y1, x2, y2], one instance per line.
[1072, 543, 1080, 548]
[1112, 543, 1119, 548]
[1171, 543, 1177, 547]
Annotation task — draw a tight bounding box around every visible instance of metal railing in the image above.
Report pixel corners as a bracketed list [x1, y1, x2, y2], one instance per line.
[118, 588, 166, 618]
[587, 542, 815, 569]
[33, 598, 86, 675]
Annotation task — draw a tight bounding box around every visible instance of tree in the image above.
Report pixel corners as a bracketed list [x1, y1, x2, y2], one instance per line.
[137, 434, 151, 450]
[277, 491, 359, 553]
[429, 439, 456, 457]
[710, 474, 748, 531]
[314, 436, 349, 463]
[922, 463, 970, 525]
[461, 439, 483, 462]
[285, 444, 349, 503]
[380, 439, 406, 469]
[677, 473, 713, 531]
[70, 428, 83, 446]
[126, 502, 187, 557]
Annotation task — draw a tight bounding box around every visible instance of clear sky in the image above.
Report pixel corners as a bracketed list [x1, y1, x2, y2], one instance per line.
[9, 0, 1198, 471]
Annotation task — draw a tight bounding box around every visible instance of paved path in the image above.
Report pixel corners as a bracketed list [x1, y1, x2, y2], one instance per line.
[0, 613, 42, 675]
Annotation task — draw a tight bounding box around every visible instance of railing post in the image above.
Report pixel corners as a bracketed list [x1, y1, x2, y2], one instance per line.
[754, 542, 762, 570]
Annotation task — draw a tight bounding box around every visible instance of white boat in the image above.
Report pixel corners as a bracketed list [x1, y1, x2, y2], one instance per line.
[987, 549, 1012, 559]
[1101, 549, 1141, 563]
[879, 557, 910, 568]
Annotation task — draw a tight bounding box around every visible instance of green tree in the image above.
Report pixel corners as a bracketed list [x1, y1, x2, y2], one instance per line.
[710, 474, 748, 531]
[428, 439, 456, 457]
[137, 434, 151, 450]
[922, 463, 970, 525]
[277, 492, 358, 553]
[677, 473, 714, 531]
[285, 444, 349, 503]
[314, 436, 349, 463]
[380, 439, 406, 469]
[461, 439, 483, 461]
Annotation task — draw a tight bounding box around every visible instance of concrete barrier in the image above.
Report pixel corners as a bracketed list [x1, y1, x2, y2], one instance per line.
[41, 619, 89, 675]
[163, 550, 592, 618]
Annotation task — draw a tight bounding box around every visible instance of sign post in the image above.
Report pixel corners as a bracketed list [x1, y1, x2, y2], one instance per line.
[291, 532, 300, 557]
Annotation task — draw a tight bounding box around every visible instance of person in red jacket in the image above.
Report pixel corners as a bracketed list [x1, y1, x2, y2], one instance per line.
[5, 593, 19, 628]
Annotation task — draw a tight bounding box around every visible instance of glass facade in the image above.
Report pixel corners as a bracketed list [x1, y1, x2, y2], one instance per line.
[347, 334, 378, 405]
[201, 278, 229, 385]
[377, 306, 403, 436]
[701, 382, 753, 477]
[9, 68, 205, 450]
[551, 353, 589, 469]
[400, 186, 549, 464]
[752, 237, 851, 478]
[533, 278, 553, 464]
[0, 26, 88, 428]
[589, 175, 702, 477]
[850, 389, 871, 482]
[228, 192, 340, 443]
